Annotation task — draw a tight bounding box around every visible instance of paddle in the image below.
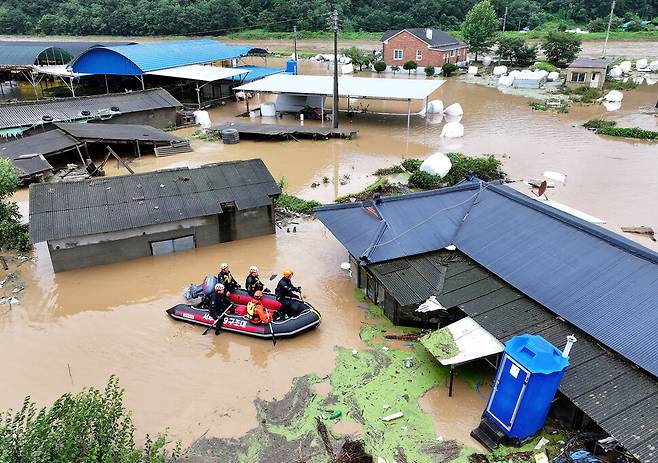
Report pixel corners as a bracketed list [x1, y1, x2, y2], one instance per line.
[202, 304, 233, 336]
[265, 308, 277, 347]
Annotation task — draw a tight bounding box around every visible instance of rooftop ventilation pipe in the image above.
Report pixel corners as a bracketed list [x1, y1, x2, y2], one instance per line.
[562, 335, 577, 358]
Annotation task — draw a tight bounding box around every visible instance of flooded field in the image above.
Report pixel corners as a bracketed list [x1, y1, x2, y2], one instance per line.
[2, 60, 658, 457]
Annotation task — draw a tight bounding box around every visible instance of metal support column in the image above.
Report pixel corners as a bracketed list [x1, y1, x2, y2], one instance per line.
[424, 96, 429, 116]
[320, 98, 325, 126]
[407, 99, 412, 128]
[448, 366, 454, 397]
[70, 77, 76, 98]
[196, 84, 201, 110]
[104, 75, 109, 94]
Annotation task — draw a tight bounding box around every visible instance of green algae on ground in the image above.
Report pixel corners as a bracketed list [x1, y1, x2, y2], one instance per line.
[421, 328, 460, 360]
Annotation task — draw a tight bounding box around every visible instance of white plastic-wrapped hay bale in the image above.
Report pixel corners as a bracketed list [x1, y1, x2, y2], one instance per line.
[420, 152, 452, 177]
[536, 69, 549, 79]
[493, 65, 508, 76]
[508, 69, 521, 78]
[498, 75, 514, 87]
[636, 59, 648, 70]
[603, 101, 622, 112]
[608, 66, 623, 78]
[548, 71, 560, 81]
[468, 66, 478, 75]
[444, 103, 464, 116]
[650, 60, 658, 72]
[619, 61, 632, 73]
[604, 90, 623, 102]
[633, 76, 645, 85]
[260, 102, 276, 117]
[426, 99, 444, 113]
[645, 78, 657, 86]
[193, 110, 211, 129]
[482, 56, 492, 66]
[440, 122, 464, 138]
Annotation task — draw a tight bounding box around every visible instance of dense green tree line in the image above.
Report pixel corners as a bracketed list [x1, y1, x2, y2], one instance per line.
[0, 0, 655, 36]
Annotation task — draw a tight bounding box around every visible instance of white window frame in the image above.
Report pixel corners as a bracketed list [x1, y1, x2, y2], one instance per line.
[450, 50, 456, 57]
[393, 49, 403, 60]
[416, 49, 422, 61]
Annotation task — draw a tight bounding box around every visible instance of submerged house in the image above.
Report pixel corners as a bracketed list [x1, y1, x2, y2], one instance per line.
[566, 57, 612, 90]
[29, 159, 280, 272]
[315, 180, 658, 462]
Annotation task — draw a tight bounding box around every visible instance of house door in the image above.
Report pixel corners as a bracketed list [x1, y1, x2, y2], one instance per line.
[590, 72, 600, 88]
[486, 354, 530, 431]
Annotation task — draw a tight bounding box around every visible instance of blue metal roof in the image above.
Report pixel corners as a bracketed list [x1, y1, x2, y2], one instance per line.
[315, 182, 658, 377]
[229, 65, 285, 82]
[70, 40, 254, 75]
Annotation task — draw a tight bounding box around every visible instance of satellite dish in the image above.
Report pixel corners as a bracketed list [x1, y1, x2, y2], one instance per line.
[537, 180, 548, 197]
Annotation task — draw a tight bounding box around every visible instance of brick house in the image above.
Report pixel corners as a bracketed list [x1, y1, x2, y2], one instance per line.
[380, 28, 468, 68]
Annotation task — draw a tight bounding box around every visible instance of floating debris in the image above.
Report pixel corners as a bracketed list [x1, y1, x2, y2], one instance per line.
[381, 412, 403, 422]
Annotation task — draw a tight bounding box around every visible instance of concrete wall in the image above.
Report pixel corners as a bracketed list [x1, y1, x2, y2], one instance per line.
[382, 31, 468, 68]
[47, 204, 275, 272]
[108, 108, 177, 129]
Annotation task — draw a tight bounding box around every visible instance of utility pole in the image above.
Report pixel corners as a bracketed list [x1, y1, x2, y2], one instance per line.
[502, 6, 508, 32]
[293, 25, 298, 74]
[330, 9, 340, 129]
[602, 0, 616, 58]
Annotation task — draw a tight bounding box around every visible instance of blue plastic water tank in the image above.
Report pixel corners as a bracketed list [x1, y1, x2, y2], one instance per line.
[484, 334, 569, 439]
[285, 60, 297, 74]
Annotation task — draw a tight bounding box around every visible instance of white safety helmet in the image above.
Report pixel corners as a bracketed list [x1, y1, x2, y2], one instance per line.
[214, 283, 225, 292]
[250, 266, 259, 273]
[220, 263, 229, 270]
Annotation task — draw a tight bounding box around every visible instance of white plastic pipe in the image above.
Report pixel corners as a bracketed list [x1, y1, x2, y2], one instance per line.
[562, 335, 577, 358]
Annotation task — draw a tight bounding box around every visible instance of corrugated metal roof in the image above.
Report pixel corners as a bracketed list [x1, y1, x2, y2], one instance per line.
[0, 88, 181, 130]
[228, 65, 285, 82]
[392, 249, 658, 463]
[71, 40, 254, 74]
[0, 45, 70, 66]
[0, 130, 79, 178]
[54, 122, 183, 143]
[29, 159, 280, 242]
[315, 181, 658, 378]
[569, 57, 613, 69]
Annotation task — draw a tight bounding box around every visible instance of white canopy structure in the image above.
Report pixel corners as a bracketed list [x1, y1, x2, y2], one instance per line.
[145, 64, 248, 82]
[146, 65, 251, 109]
[31, 65, 91, 97]
[235, 74, 444, 126]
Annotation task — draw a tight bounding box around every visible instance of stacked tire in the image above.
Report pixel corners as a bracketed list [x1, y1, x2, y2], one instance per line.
[221, 129, 240, 144]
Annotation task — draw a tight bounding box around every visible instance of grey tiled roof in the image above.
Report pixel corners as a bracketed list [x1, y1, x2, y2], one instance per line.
[55, 122, 184, 143]
[29, 159, 280, 242]
[0, 88, 181, 130]
[0, 130, 79, 178]
[380, 28, 464, 48]
[568, 57, 613, 69]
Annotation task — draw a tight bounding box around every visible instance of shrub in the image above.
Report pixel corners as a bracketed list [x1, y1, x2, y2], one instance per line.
[401, 158, 422, 173]
[374, 61, 387, 73]
[604, 79, 638, 91]
[583, 118, 616, 129]
[442, 62, 458, 77]
[0, 376, 180, 462]
[275, 193, 321, 214]
[391, 65, 400, 73]
[407, 153, 506, 190]
[374, 165, 405, 176]
[424, 65, 435, 76]
[0, 159, 30, 252]
[532, 61, 558, 73]
[596, 126, 658, 140]
[403, 60, 417, 74]
[515, 44, 538, 66]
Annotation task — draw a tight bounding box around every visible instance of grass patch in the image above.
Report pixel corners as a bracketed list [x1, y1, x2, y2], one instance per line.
[532, 61, 558, 73]
[225, 29, 383, 41]
[335, 177, 397, 203]
[275, 193, 321, 214]
[603, 79, 639, 91]
[374, 165, 405, 176]
[528, 101, 548, 110]
[188, 129, 220, 142]
[596, 126, 658, 140]
[562, 86, 602, 103]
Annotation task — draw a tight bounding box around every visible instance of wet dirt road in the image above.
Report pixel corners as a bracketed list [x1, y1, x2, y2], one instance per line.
[3, 63, 657, 450]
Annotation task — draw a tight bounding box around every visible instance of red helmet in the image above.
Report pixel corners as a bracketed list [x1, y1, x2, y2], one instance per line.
[254, 290, 263, 299]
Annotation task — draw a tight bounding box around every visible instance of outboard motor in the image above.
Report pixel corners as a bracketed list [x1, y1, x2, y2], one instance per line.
[183, 275, 218, 300]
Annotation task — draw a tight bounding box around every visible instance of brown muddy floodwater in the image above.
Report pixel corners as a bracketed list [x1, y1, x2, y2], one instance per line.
[3, 64, 658, 450]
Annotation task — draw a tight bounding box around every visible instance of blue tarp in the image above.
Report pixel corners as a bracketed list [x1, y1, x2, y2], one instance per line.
[71, 40, 254, 75]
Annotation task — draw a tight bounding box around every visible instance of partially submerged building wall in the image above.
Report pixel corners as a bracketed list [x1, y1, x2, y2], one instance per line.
[218, 204, 275, 242]
[47, 216, 220, 272]
[106, 107, 177, 129]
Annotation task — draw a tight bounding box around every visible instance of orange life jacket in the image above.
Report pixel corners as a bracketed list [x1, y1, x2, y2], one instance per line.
[246, 300, 270, 324]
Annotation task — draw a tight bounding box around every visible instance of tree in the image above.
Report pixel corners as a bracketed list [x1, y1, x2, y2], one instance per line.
[515, 44, 537, 66]
[403, 60, 417, 74]
[588, 15, 622, 32]
[542, 31, 582, 67]
[497, 36, 524, 64]
[442, 62, 458, 76]
[0, 159, 29, 252]
[374, 61, 387, 73]
[425, 65, 435, 76]
[461, 0, 500, 61]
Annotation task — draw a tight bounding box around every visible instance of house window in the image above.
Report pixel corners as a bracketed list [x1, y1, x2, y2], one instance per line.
[570, 72, 586, 82]
[450, 50, 456, 57]
[393, 49, 403, 60]
[150, 235, 195, 256]
[416, 49, 422, 61]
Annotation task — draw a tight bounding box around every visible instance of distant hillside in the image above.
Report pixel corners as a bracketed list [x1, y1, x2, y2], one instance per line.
[0, 0, 656, 36]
